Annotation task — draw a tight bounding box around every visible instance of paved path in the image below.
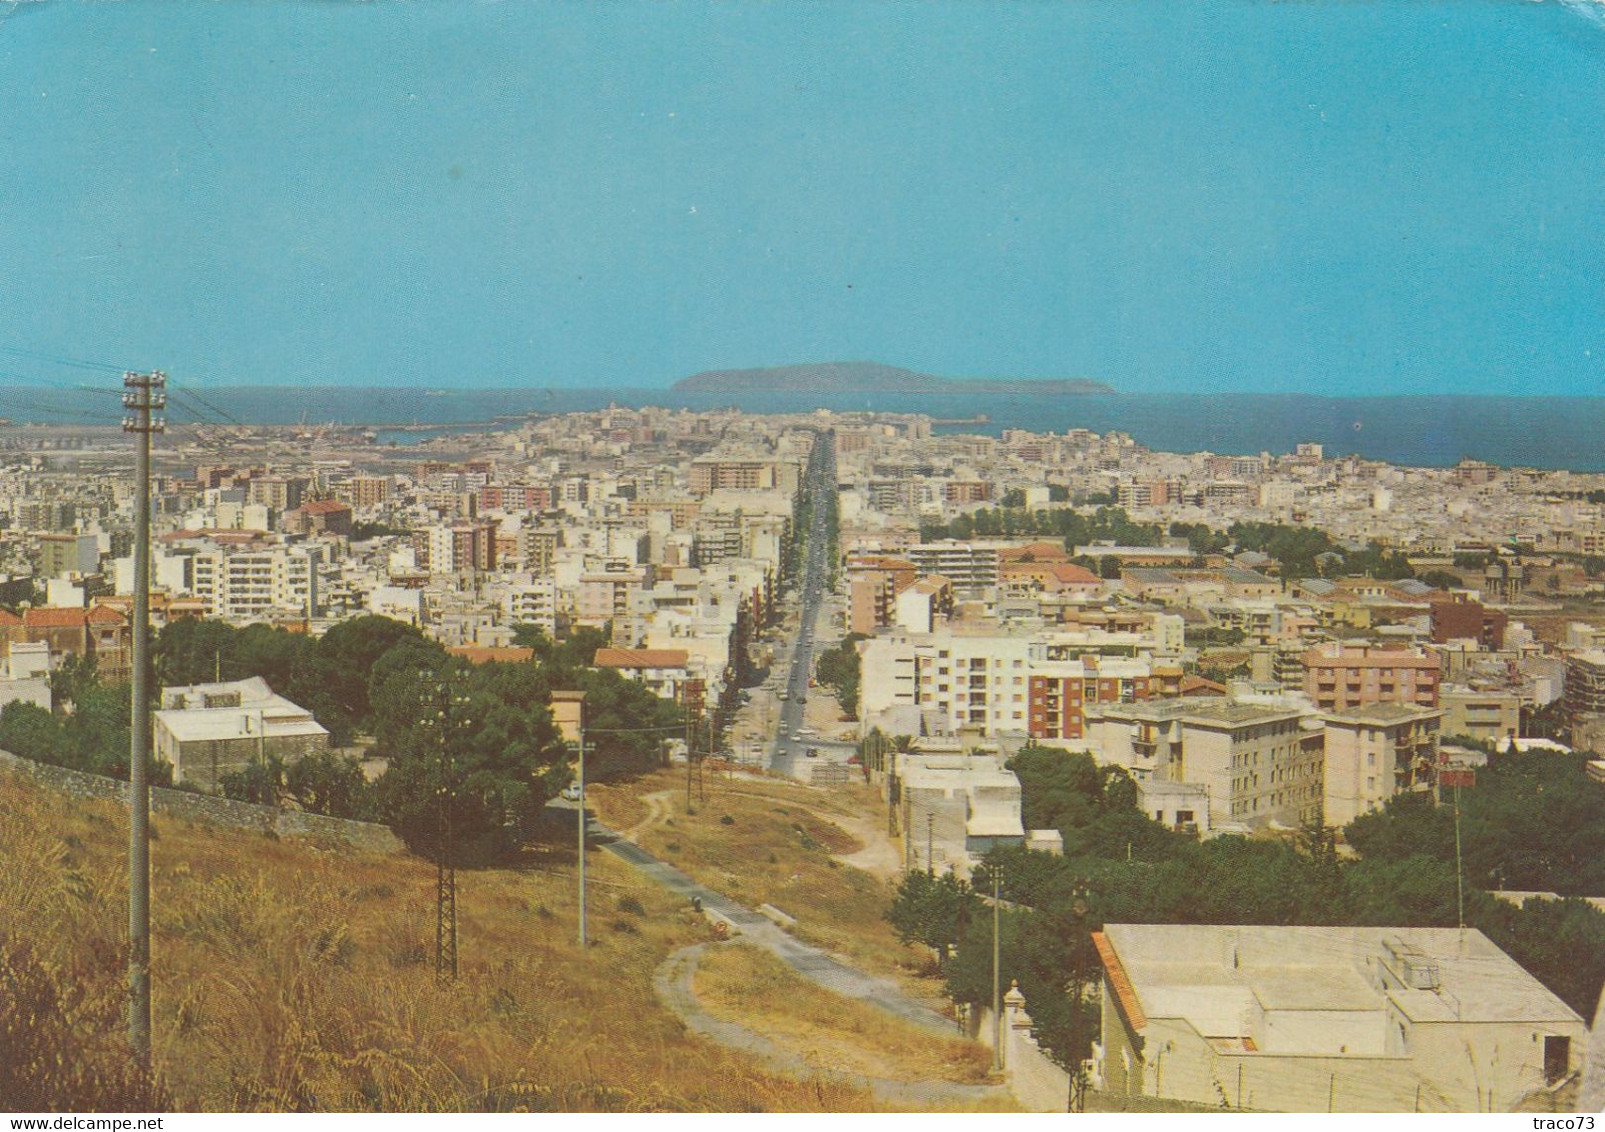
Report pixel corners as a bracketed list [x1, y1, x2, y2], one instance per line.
[655, 942, 1007, 1109]
[594, 820, 954, 1034]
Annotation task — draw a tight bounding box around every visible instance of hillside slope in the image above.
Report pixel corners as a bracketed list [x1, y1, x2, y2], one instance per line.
[0, 766, 903, 1112]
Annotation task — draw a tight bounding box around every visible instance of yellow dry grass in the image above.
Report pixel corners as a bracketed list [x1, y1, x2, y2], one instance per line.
[0, 766, 971, 1113]
[693, 943, 995, 1087]
[587, 770, 945, 997]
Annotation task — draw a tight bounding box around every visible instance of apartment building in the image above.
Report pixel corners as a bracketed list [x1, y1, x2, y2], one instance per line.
[413, 521, 498, 574]
[1086, 698, 1323, 828]
[1301, 643, 1441, 711]
[905, 541, 1000, 598]
[575, 562, 654, 629]
[846, 554, 918, 634]
[1430, 598, 1507, 650]
[1027, 654, 1155, 742]
[1564, 650, 1605, 749]
[1322, 703, 1442, 827]
[858, 632, 1033, 736]
[849, 570, 901, 635]
[343, 475, 390, 509]
[1437, 685, 1519, 747]
[687, 456, 800, 496]
[34, 532, 99, 578]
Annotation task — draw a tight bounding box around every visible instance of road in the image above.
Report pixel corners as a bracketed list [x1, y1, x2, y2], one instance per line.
[770, 430, 836, 779]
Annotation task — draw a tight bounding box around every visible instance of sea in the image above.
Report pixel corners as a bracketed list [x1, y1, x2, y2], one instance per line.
[8, 385, 1605, 474]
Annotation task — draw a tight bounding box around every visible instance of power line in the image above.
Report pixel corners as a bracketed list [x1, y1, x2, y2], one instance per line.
[0, 343, 127, 373]
[0, 388, 125, 424]
[582, 721, 701, 736]
[165, 387, 246, 430]
[166, 381, 253, 431]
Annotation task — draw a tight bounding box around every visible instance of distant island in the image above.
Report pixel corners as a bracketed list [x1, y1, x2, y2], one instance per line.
[671, 361, 1113, 396]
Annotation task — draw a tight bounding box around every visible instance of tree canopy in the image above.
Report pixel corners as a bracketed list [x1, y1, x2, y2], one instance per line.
[913, 742, 1605, 1072]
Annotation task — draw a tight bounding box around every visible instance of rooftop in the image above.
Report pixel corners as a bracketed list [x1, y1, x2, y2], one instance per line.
[1097, 924, 1582, 1051]
[1324, 702, 1442, 727]
[593, 647, 691, 669]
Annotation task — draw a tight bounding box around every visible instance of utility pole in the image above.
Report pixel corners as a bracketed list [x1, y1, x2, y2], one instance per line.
[576, 722, 587, 947]
[123, 370, 164, 1071]
[1454, 783, 1465, 948]
[421, 675, 463, 981]
[550, 690, 588, 949]
[926, 811, 935, 876]
[1066, 880, 1091, 1114]
[991, 865, 1002, 1072]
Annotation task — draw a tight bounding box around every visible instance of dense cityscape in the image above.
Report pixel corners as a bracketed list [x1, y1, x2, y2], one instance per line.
[1, 403, 1602, 1113]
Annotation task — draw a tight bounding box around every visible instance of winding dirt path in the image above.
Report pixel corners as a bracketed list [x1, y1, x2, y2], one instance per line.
[654, 942, 1008, 1109]
[621, 789, 676, 841]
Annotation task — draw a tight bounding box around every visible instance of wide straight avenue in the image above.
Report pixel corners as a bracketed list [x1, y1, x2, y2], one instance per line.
[770, 432, 835, 778]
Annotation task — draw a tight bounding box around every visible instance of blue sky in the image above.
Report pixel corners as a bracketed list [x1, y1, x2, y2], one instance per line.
[0, 1, 1600, 393]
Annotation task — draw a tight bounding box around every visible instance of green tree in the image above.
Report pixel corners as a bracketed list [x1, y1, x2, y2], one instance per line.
[371, 663, 571, 864]
[284, 749, 371, 818]
[1480, 896, 1605, 1016]
[1418, 569, 1464, 591]
[62, 682, 134, 779]
[886, 869, 979, 972]
[0, 701, 65, 765]
[154, 617, 239, 686]
[315, 615, 430, 730]
[221, 755, 285, 806]
[47, 652, 98, 712]
[814, 636, 862, 717]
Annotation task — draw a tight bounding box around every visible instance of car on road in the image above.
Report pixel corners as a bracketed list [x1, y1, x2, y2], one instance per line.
[562, 784, 581, 801]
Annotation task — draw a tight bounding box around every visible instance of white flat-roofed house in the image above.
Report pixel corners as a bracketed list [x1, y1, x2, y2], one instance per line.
[1095, 923, 1587, 1113]
[155, 676, 330, 793]
[897, 751, 1024, 875]
[1134, 778, 1210, 836]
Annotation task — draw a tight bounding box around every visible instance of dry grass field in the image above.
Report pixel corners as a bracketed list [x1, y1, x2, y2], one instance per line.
[586, 769, 945, 995]
[0, 766, 959, 1113]
[693, 943, 994, 1087]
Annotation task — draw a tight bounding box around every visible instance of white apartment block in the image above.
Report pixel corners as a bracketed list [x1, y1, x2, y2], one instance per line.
[121, 540, 324, 622]
[1087, 698, 1323, 829]
[1322, 703, 1442, 828]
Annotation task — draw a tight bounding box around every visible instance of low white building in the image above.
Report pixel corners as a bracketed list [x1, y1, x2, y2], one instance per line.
[895, 747, 1024, 875]
[154, 677, 329, 793]
[1134, 778, 1210, 836]
[1095, 923, 1587, 1113]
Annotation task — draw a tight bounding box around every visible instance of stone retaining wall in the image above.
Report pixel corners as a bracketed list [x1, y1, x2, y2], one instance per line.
[0, 748, 404, 855]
